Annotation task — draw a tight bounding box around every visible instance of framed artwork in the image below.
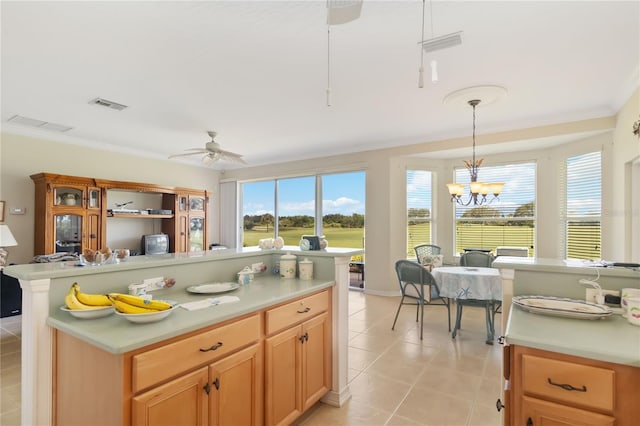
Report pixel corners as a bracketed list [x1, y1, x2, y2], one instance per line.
[0, 201, 5, 222]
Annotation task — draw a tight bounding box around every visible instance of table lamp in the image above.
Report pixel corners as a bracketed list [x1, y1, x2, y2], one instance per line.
[0, 224, 18, 268]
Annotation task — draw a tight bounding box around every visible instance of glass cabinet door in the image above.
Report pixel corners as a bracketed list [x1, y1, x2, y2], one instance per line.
[189, 196, 205, 212]
[55, 214, 83, 254]
[189, 217, 204, 251]
[88, 188, 100, 209]
[54, 187, 83, 207]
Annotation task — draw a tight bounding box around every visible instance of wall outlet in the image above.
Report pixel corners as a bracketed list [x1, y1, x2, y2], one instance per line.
[585, 288, 619, 304]
[143, 277, 165, 292]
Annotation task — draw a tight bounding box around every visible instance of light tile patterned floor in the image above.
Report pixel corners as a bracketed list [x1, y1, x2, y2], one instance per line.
[297, 290, 503, 426]
[0, 291, 503, 426]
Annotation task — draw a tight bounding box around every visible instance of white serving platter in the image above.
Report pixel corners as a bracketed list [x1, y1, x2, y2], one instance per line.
[60, 305, 115, 319]
[512, 295, 613, 320]
[186, 282, 240, 294]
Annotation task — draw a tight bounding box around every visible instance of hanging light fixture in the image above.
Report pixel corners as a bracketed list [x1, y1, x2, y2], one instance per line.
[446, 99, 504, 206]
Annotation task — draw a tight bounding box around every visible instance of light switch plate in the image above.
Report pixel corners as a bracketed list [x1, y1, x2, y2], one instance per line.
[10, 207, 26, 215]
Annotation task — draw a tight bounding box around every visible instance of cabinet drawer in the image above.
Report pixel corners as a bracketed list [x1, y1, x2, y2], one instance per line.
[133, 314, 261, 393]
[521, 354, 614, 412]
[265, 290, 329, 335]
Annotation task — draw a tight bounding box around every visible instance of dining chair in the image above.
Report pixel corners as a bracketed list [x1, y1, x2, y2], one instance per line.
[455, 251, 500, 344]
[414, 244, 441, 263]
[391, 259, 451, 340]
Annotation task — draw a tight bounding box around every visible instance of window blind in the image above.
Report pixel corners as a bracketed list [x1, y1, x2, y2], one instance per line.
[407, 170, 432, 258]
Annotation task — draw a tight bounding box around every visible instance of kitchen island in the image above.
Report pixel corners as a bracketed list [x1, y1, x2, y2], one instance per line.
[495, 257, 640, 425]
[5, 246, 362, 426]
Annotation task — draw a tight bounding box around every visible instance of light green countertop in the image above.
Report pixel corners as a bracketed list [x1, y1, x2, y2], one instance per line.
[505, 306, 640, 367]
[48, 275, 334, 354]
[493, 256, 640, 278]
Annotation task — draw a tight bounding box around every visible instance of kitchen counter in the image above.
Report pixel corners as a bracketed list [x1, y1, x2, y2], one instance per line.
[505, 306, 640, 367]
[49, 276, 334, 354]
[8, 246, 362, 426]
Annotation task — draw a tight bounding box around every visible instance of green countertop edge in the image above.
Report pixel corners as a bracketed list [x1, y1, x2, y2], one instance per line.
[505, 305, 640, 367]
[47, 276, 335, 354]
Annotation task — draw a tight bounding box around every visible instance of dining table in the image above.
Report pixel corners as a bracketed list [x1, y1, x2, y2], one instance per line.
[430, 266, 502, 344]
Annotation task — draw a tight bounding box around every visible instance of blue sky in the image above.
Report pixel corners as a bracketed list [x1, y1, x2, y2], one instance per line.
[242, 171, 365, 216]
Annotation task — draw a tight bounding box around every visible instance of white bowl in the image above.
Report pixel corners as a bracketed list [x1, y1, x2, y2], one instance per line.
[114, 305, 177, 323]
[60, 305, 114, 319]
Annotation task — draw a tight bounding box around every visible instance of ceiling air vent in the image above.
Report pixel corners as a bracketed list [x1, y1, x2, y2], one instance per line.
[7, 115, 73, 132]
[89, 97, 128, 111]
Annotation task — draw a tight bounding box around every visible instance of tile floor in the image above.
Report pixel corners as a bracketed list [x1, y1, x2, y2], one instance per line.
[0, 291, 503, 426]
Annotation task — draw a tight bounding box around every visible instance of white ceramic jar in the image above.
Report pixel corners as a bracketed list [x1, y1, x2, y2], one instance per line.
[298, 257, 313, 280]
[280, 252, 297, 278]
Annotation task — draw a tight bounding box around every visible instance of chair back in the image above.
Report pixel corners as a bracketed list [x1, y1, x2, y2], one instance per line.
[414, 244, 441, 262]
[395, 259, 438, 300]
[460, 251, 494, 267]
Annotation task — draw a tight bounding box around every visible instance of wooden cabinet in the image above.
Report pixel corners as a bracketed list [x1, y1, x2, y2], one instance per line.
[132, 344, 263, 426]
[508, 345, 640, 426]
[265, 291, 331, 426]
[31, 173, 104, 255]
[31, 173, 207, 255]
[163, 191, 208, 253]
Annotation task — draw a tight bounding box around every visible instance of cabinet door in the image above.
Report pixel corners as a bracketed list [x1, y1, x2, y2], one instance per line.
[521, 396, 615, 426]
[190, 217, 205, 251]
[86, 211, 101, 251]
[132, 367, 209, 426]
[54, 213, 84, 254]
[301, 312, 331, 410]
[265, 326, 302, 426]
[209, 343, 263, 426]
[176, 214, 189, 253]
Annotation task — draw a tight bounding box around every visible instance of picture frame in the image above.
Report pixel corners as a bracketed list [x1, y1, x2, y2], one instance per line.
[0, 201, 5, 222]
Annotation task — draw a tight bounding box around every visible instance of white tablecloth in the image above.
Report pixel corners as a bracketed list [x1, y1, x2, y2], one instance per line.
[431, 266, 502, 301]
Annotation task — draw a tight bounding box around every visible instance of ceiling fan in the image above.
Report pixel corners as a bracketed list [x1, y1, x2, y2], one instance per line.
[169, 131, 246, 165]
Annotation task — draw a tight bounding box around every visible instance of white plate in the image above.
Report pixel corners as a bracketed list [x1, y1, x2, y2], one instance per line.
[115, 305, 177, 323]
[60, 305, 114, 319]
[186, 282, 240, 294]
[512, 295, 613, 320]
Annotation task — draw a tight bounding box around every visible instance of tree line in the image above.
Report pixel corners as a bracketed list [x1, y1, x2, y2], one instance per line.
[244, 213, 365, 230]
[408, 201, 536, 226]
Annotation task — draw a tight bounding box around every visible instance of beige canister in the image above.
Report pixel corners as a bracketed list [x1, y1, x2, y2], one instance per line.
[280, 252, 297, 278]
[298, 257, 313, 280]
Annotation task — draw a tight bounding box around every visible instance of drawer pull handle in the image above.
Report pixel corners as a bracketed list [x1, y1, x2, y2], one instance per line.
[200, 342, 223, 352]
[299, 332, 309, 343]
[547, 378, 587, 392]
[297, 307, 311, 313]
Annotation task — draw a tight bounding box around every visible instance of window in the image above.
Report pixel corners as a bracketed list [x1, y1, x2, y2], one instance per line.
[561, 151, 601, 259]
[241, 171, 365, 252]
[241, 180, 275, 247]
[277, 176, 316, 245]
[407, 170, 433, 258]
[454, 162, 536, 256]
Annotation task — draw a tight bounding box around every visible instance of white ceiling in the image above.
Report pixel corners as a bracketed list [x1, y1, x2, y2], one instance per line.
[2, 1, 638, 169]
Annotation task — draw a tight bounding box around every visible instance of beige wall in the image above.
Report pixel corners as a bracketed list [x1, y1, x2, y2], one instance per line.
[1, 90, 638, 293]
[0, 133, 219, 264]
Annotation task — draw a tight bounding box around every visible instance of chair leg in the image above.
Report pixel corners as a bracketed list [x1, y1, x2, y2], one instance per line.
[419, 300, 424, 340]
[484, 302, 494, 345]
[452, 302, 463, 339]
[446, 298, 451, 332]
[391, 295, 405, 331]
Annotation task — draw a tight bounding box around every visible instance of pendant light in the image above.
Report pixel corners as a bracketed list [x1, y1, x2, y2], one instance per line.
[446, 99, 504, 206]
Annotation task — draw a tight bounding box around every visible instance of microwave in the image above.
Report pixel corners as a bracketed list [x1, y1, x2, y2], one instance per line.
[141, 233, 169, 255]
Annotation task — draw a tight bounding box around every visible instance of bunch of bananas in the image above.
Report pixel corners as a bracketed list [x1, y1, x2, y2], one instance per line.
[65, 282, 112, 310]
[108, 293, 172, 314]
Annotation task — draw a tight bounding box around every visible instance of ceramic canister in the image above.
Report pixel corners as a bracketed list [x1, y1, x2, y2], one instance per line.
[298, 257, 313, 280]
[280, 252, 297, 278]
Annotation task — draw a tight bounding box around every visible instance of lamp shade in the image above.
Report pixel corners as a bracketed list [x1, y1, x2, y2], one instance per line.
[0, 224, 18, 247]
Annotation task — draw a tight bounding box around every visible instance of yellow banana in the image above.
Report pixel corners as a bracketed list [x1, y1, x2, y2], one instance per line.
[108, 293, 172, 311]
[65, 286, 98, 310]
[72, 283, 111, 307]
[108, 295, 161, 314]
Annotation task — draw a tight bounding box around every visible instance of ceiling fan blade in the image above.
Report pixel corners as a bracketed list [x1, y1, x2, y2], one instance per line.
[168, 151, 204, 159]
[216, 149, 246, 164]
[183, 148, 209, 153]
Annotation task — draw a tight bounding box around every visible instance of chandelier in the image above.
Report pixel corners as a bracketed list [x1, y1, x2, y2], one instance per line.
[446, 99, 504, 206]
